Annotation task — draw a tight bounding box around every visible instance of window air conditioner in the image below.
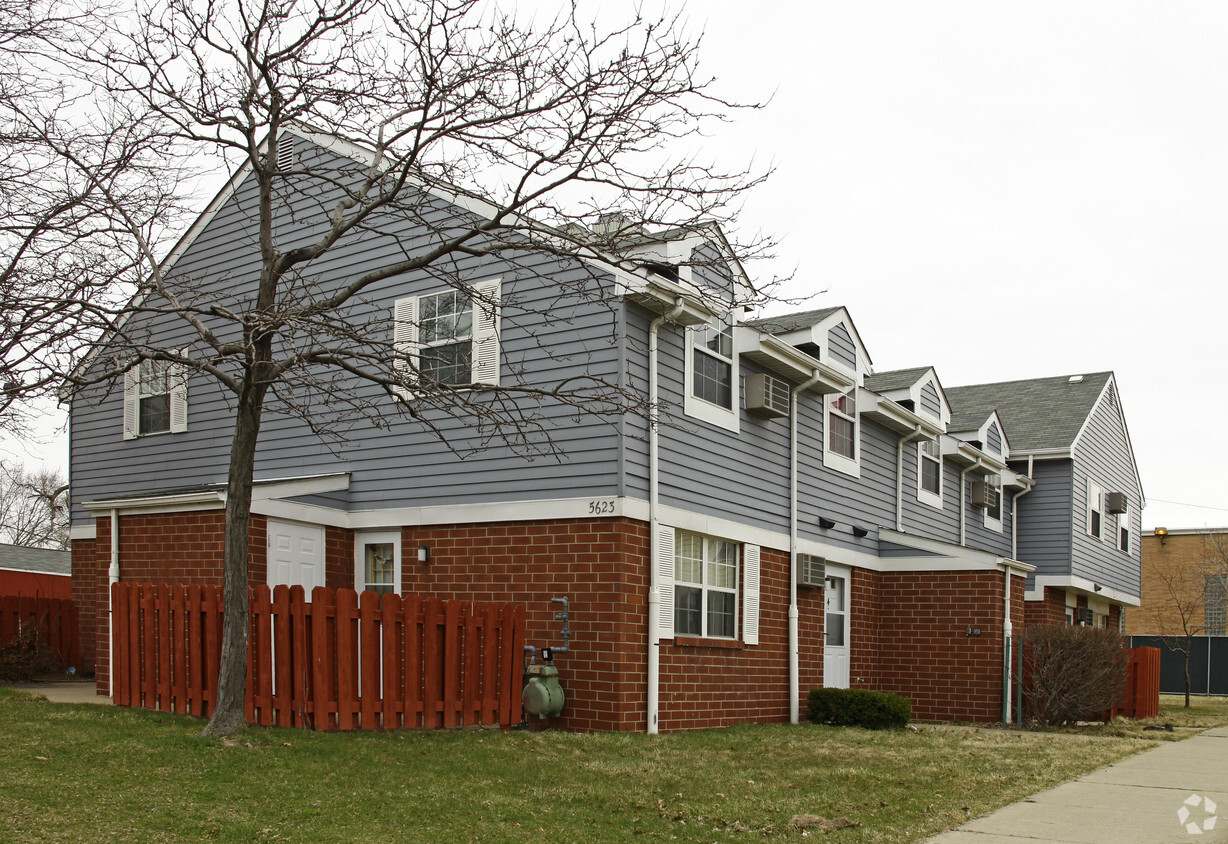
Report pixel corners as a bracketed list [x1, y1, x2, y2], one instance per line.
[1076, 607, 1095, 626]
[745, 373, 790, 419]
[1107, 492, 1128, 515]
[797, 553, 826, 587]
[970, 480, 999, 510]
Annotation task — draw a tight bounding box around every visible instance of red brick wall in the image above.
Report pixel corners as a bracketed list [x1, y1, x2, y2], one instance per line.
[871, 570, 1022, 722]
[70, 537, 101, 676]
[1025, 586, 1069, 627]
[850, 568, 881, 689]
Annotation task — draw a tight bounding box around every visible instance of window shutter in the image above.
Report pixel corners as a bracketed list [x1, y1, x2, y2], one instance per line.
[471, 278, 500, 386]
[122, 367, 139, 440]
[742, 544, 761, 645]
[393, 296, 418, 400]
[169, 355, 188, 433]
[656, 525, 675, 640]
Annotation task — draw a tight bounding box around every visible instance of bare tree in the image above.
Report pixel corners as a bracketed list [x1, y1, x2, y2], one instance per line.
[13, 0, 772, 735]
[1147, 546, 1211, 709]
[0, 461, 69, 549]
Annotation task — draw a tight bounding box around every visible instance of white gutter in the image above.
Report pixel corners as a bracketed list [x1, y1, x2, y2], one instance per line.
[788, 370, 823, 725]
[1004, 457, 1034, 725]
[1011, 456, 1034, 561]
[108, 508, 119, 699]
[647, 297, 685, 735]
[895, 426, 928, 531]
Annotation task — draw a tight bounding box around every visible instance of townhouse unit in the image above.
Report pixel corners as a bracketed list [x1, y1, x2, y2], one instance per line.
[68, 129, 1144, 731]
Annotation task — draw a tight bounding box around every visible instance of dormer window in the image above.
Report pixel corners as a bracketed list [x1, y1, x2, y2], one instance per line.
[684, 315, 739, 432]
[917, 439, 943, 508]
[823, 389, 859, 477]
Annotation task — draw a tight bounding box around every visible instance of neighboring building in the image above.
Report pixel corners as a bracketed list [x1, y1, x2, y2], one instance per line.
[0, 543, 72, 600]
[68, 128, 1145, 731]
[1129, 529, 1228, 637]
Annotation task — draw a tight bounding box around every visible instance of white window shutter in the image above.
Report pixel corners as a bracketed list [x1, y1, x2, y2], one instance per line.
[393, 296, 418, 400]
[471, 278, 500, 386]
[742, 544, 761, 645]
[122, 367, 139, 440]
[169, 355, 188, 433]
[656, 525, 675, 640]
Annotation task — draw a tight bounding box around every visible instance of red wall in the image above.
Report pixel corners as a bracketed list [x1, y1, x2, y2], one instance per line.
[0, 569, 71, 601]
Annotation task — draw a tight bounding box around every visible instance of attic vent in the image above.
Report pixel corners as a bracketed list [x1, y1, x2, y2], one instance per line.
[1107, 383, 1117, 408]
[1068, 374, 1084, 384]
[797, 553, 826, 587]
[745, 373, 790, 419]
[970, 480, 1000, 510]
[276, 136, 295, 171]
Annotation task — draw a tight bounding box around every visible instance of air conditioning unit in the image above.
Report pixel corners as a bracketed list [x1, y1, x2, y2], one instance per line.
[1107, 492, 1128, 515]
[1076, 607, 1094, 626]
[970, 480, 1000, 509]
[745, 373, 790, 419]
[797, 553, 826, 587]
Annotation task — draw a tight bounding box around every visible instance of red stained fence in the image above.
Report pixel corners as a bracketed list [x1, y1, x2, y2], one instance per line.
[111, 583, 526, 730]
[0, 595, 79, 668]
[1114, 646, 1161, 720]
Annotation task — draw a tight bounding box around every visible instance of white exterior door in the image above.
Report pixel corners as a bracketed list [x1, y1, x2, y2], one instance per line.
[823, 565, 851, 689]
[267, 519, 326, 593]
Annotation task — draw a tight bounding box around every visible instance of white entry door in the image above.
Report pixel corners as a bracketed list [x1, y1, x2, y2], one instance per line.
[823, 565, 851, 689]
[267, 519, 326, 593]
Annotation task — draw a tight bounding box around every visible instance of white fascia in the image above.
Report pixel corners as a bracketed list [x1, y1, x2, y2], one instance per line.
[734, 328, 853, 392]
[878, 527, 1034, 574]
[1026, 574, 1141, 607]
[83, 490, 226, 515]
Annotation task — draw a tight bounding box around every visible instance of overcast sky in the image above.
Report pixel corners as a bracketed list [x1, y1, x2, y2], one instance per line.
[7, 1, 1227, 532]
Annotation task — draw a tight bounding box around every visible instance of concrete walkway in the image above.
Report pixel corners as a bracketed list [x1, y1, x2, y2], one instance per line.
[923, 726, 1228, 843]
[5, 680, 112, 705]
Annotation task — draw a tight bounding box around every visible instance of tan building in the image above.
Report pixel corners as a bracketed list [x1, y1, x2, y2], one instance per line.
[1128, 529, 1228, 637]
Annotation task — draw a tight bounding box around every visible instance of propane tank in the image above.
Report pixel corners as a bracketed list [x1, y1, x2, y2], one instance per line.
[522, 663, 565, 718]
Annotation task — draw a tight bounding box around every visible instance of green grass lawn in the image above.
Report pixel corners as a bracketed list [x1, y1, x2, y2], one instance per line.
[2, 689, 1226, 843]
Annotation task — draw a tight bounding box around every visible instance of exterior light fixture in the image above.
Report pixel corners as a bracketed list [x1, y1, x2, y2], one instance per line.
[818, 517, 836, 530]
[417, 545, 431, 563]
[852, 526, 869, 538]
[1154, 527, 1168, 546]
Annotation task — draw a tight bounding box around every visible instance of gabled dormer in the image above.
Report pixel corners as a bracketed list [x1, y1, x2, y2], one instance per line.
[949, 409, 1010, 461]
[863, 366, 951, 430]
[744, 306, 872, 386]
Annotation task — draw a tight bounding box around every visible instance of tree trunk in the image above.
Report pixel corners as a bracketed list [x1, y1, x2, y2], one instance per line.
[200, 371, 268, 737]
[1183, 644, 1191, 709]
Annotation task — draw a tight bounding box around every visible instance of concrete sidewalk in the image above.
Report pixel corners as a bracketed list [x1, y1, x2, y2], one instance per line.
[923, 726, 1228, 843]
[5, 680, 112, 705]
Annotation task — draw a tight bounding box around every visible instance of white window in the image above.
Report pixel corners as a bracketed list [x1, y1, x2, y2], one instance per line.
[122, 357, 187, 439]
[1116, 502, 1130, 553]
[683, 315, 739, 431]
[917, 439, 943, 509]
[823, 389, 859, 477]
[983, 474, 1003, 532]
[1087, 479, 1104, 540]
[355, 531, 400, 595]
[674, 531, 738, 638]
[393, 279, 500, 397]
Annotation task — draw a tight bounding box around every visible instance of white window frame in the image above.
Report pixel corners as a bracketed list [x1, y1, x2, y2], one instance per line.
[672, 530, 739, 639]
[823, 389, 860, 477]
[393, 278, 500, 399]
[917, 439, 943, 509]
[122, 355, 188, 440]
[354, 530, 401, 595]
[983, 473, 1003, 532]
[1086, 478, 1104, 540]
[683, 315, 739, 432]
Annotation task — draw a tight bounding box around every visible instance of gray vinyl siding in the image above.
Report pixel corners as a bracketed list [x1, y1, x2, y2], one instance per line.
[961, 476, 1013, 557]
[898, 449, 961, 542]
[1070, 390, 1142, 598]
[920, 381, 941, 419]
[71, 143, 632, 525]
[828, 323, 857, 371]
[1014, 458, 1074, 579]
[986, 422, 1002, 454]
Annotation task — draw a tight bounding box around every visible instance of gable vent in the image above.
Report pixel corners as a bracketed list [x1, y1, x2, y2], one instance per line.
[276, 135, 295, 171]
[797, 553, 826, 587]
[745, 373, 790, 419]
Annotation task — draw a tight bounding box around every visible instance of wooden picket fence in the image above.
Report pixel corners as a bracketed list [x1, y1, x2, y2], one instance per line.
[1113, 645, 1161, 720]
[111, 583, 526, 730]
[0, 594, 79, 668]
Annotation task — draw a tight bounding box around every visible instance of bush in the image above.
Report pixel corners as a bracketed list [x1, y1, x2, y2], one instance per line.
[807, 688, 911, 729]
[0, 623, 62, 682]
[1023, 624, 1128, 726]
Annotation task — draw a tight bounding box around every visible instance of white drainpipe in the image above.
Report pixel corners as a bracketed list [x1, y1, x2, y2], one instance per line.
[108, 508, 120, 698]
[1004, 457, 1034, 724]
[958, 459, 984, 547]
[788, 370, 823, 725]
[895, 427, 927, 531]
[647, 298, 685, 735]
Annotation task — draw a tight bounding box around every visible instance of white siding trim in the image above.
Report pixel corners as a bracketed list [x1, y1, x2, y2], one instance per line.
[742, 543, 760, 645]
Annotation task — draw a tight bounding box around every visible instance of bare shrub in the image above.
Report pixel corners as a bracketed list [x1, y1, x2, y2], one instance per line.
[1023, 625, 1128, 726]
[0, 622, 62, 682]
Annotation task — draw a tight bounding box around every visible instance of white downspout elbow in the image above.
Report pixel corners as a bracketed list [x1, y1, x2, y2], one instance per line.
[789, 370, 823, 725]
[108, 508, 120, 699]
[647, 298, 685, 735]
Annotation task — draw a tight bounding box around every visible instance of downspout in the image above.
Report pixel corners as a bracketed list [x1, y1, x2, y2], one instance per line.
[1004, 457, 1034, 725]
[789, 370, 823, 725]
[647, 297, 685, 735]
[958, 458, 984, 547]
[895, 426, 927, 531]
[108, 508, 120, 698]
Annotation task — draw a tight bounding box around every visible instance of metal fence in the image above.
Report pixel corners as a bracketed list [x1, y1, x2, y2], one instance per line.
[1126, 635, 1228, 696]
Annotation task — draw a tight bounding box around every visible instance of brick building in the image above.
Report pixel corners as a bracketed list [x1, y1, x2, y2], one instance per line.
[1128, 529, 1228, 638]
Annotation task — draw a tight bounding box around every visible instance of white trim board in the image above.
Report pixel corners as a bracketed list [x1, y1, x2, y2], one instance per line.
[1025, 574, 1140, 607]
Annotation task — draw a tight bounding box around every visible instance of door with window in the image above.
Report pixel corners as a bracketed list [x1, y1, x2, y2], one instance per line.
[823, 565, 851, 689]
[267, 519, 326, 593]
